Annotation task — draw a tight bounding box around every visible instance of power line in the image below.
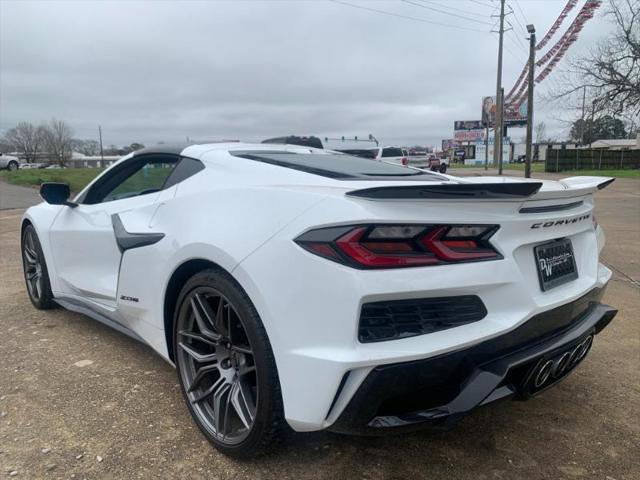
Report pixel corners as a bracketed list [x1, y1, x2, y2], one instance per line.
[507, 1, 529, 37]
[513, 0, 530, 29]
[417, 0, 492, 19]
[506, 20, 529, 52]
[469, 0, 496, 10]
[400, 0, 493, 25]
[504, 42, 527, 64]
[493, 31, 527, 64]
[329, 0, 489, 33]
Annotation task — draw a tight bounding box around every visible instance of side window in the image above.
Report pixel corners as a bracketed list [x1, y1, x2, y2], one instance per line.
[103, 162, 175, 202]
[163, 157, 205, 189]
[83, 155, 179, 204]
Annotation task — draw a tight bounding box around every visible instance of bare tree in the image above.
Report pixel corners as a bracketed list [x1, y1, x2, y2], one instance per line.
[3, 122, 45, 162]
[535, 121, 548, 144]
[71, 139, 101, 156]
[550, 0, 640, 131]
[41, 119, 74, 166]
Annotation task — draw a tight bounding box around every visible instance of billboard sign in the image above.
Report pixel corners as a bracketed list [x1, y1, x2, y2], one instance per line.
[454, 129, 485, 142]
[441, 139, 460, 152]
[504, 100, 527, 126]
[454, 120, 484, 131]
[482, 97, 528, 127]
[481, 96, 496, 127]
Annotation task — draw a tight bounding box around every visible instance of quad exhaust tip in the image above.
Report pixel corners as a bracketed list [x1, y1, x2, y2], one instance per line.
[533, 335, 594, 389]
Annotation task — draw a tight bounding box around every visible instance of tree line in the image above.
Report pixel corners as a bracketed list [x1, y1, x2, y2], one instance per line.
[1, 119, 145, 166]
[551, 0, 639, 140]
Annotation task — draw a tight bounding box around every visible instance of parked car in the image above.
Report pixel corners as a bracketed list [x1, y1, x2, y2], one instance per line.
[0, 153, 20, 171]
[333, 146, 408, 166]
[427, 154, 448, 173]
[21, 142, 617, 457]
[18, 163, 44, 170]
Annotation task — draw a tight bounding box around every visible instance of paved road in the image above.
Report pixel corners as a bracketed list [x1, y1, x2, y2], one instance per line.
[0, 172, 638, 479]
[0, 181, 41, 210]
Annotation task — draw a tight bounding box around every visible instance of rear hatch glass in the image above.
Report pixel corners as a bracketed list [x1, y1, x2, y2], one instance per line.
[230, 151, 443, 181]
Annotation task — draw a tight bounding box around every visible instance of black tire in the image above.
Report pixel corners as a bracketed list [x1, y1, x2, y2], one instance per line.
[173, 268, 285, 458]
[430, 166, 438, 172]
[439, 163, 447, 173]
[8, 161, 19, 171]
[21, 224, 55, 309]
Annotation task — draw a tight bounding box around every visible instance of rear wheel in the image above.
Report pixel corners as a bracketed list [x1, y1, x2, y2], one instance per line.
[21, 224, 55, 309]
[439, 163, 447, 173]
[173, 269, 285, 457]
[8, 161, 19, 171]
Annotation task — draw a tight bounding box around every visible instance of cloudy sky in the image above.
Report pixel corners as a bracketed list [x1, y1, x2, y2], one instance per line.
[0, 0, 612, 148]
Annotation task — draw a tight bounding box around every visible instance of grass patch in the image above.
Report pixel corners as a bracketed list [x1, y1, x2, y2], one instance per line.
[552, 169, 640, 179]
[451, 163, 638, 178]
[0, 168, 103, 193]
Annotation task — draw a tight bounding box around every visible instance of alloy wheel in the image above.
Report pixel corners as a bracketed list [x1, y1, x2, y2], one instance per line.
[23, 229, 43, 301]
[176, 288, 258, 445]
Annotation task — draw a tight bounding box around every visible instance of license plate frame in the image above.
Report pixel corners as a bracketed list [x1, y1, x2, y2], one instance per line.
[534, 238, 578, 291]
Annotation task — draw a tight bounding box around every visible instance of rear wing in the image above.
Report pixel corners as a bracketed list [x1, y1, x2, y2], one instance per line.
[346, 182, 543, 200]
[345, 176, 615, 200]
[560, 176, 615, 191]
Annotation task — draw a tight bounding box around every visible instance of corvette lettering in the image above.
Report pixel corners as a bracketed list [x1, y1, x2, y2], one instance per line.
[531, 214, 590, 229]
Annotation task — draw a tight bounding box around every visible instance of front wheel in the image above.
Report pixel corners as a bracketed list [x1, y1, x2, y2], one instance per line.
[8, 161, 19, 171]
[21, 224, 55, 309]
[439, 163, 447, 173]
[173, 269, 285, 457]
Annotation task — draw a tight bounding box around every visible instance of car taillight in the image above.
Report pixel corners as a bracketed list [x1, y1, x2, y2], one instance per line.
[295, 224, 501, 269]
[401, 157, 408, 166]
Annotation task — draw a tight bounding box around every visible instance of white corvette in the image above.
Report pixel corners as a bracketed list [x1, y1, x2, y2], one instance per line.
[21, 143, 617, 456]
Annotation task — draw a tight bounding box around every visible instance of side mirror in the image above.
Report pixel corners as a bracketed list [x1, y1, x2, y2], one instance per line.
[40, 183, 77, 207]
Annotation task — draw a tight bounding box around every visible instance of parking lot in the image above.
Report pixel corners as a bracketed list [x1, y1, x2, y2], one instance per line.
[0, 172, 638, 480]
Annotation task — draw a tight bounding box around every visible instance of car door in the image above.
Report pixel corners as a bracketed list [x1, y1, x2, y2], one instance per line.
[48, 154, 181, 310]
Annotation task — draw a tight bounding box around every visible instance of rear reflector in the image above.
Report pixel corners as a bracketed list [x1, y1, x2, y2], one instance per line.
[359, 295, 488, 342]
[296, 224, 501, 269]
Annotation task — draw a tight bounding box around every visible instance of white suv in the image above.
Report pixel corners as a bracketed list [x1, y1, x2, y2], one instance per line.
[0, 153, 20, 171]
[333, 146, 408, 167]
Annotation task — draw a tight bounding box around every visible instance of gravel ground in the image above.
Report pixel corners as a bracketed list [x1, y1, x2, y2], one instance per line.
[0, 173, 638, 479]
[0, 181, 41, 210]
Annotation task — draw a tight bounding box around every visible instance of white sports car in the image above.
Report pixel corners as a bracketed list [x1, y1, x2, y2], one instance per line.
[21, 143, 617, 456]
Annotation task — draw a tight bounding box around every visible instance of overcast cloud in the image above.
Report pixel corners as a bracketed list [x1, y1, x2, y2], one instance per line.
[0, 0, 612, 148]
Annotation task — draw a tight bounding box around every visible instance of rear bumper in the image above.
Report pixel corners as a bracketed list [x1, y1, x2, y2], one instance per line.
[329, 288, 617, 435]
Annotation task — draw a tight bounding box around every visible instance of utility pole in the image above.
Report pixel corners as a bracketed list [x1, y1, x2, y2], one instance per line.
[580, 85, 586, 145]
[524, 24, 536, 179]
[493, 0, 506, 172]
[589, 100, 596, 148]
[98, 125, 104, 169]
[484, 125, 489, 170]
[498, 87, 504, 175]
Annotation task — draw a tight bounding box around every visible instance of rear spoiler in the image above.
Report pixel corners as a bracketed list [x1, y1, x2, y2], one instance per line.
[560, 176, 615, 191]
[346, 182, 543, 200]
